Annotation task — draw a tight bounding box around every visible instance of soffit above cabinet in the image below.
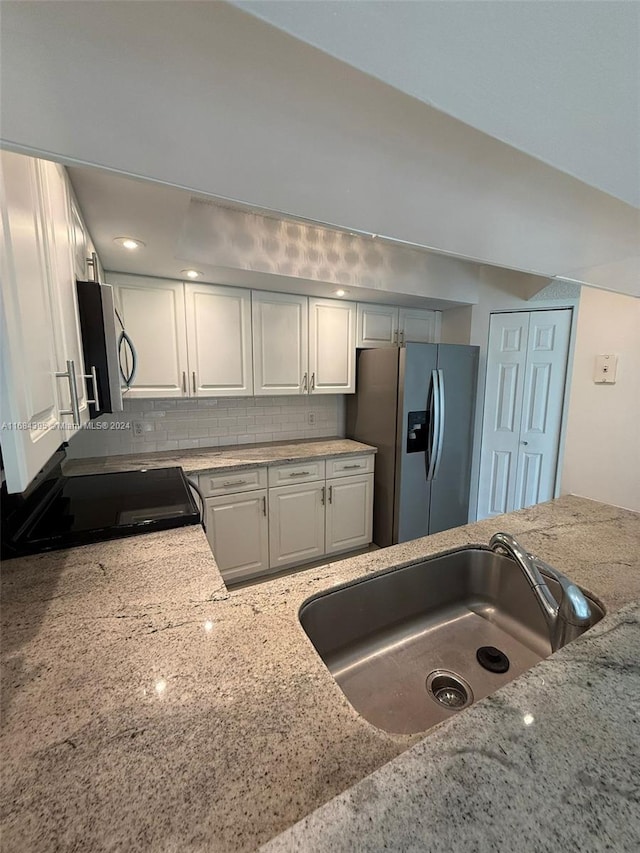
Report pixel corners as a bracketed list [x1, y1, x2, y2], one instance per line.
[67, 165, 480, 309]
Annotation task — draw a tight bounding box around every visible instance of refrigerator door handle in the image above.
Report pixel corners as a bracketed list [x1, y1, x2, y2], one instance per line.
[433, 368, 446, 479]
[426, 369, 440, 481]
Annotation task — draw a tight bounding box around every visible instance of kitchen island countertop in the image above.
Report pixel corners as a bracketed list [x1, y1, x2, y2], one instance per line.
[1, 495, 639, 852]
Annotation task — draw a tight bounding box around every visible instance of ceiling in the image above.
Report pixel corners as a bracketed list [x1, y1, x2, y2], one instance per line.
[233, 0, 640, 208]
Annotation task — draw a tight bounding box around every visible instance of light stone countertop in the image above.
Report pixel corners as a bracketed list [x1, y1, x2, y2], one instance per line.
[62, 437, 376, 477]
[1, 495, 639, 852]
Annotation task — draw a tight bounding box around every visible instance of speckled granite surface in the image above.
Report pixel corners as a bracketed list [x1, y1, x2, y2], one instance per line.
[1, 496, 639, 852]
[62, 437, 376, 477]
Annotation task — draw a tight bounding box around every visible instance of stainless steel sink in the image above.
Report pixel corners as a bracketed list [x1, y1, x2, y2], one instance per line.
[299, 546, 604, 734]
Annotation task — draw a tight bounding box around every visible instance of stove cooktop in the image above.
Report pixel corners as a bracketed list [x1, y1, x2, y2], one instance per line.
[3, 466, 200, 557]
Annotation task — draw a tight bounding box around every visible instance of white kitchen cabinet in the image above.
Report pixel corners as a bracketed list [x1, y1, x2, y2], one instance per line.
[268, 481, 326, 570]
[185, 283, 253, 397]
[398, 308, 441, 344]
[0, 151, 105, 493]
[325, 473, 374, 556]
[308, 297, 356, 394]
[204, 489, 269, 583]
[0, 151, 75, 493]
[37, 159, 89, 429]
[110, 275, 189, 398]
[356, 303, 399, 348]
[356, 304, 441, 347]
[252, 291, 308, 395]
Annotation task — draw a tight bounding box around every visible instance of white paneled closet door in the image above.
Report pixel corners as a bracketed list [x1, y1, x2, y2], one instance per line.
[477, 309, 572, 519]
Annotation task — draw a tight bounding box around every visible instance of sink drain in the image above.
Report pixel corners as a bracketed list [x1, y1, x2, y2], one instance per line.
[476, 646, 510, 673]
[426, 670, 474, 710]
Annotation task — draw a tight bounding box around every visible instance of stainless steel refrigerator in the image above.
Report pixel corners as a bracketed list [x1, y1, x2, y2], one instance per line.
[346, 343, 479, 546]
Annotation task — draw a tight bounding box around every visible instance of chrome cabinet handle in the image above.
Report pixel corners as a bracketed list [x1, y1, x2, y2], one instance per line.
[88, 365, 100, 411]
[56, 359, 81, 425]
[399, 330, 405, 345]
[182, 371, 187, 393]
[393, 329, 398, 344]
[262, 496, 267, 516]
[192, 371, 197, 394]
[302, 372, 308, 393]
[321, 486, 325, 505]
[328, 485, 333, 504]
[310, 372, 315, 393]
[222, 479, 248, 487]
[289, 470, 311, 477]
[79, 365, 100, 411]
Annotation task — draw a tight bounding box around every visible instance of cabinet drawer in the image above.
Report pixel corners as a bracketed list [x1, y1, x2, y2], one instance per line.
[199, 467, 267, 497]
[268, 459, 325, 487]
[326, 454, 374, 478]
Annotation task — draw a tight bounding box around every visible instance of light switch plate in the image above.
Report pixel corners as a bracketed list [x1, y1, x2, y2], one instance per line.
[593, 354, 618, 384]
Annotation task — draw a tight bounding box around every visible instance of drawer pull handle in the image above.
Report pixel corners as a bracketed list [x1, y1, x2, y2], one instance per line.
[343, 464, 361, 469]
[222, 479, 248, 487]
[289, 471, 311, 477]
[262, 496, 267, 516]
[321, 486, 325, 505]
[328, 485, 333, 504]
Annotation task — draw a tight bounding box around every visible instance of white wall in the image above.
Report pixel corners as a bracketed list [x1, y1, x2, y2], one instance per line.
[561, 288, 640, 511]
[1, 1, 637, 295]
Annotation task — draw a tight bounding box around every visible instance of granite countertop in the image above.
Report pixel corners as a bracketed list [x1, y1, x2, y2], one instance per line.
[1, 495, 639, 852]
[62, 437, 377, 477]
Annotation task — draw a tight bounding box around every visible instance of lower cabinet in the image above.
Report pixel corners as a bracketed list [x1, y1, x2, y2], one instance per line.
[204, 489, 269, 584]
[268, 481, 326, 572]
[201, 455, 375, 583]
[325, 474, 374, 556]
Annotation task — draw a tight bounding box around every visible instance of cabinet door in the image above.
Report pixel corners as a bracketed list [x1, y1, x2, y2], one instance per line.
[185, 283, 253, 396]
[268, 481, 325, 570]
[356, 303, 399, 348]
[110, 276, 189, 398]
[69, 196, 90, 281]
[252, 291, 308, 395]
[205, 489, 269, 583]
[37, 159, 89, 429]
[308, 298, 356, 394]
[325, 473, 374, 555]
[398, 308, 441, 344]
[0, 152, 63, 493]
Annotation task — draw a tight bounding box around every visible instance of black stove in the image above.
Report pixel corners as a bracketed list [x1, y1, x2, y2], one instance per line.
[1, 460, 200, 558]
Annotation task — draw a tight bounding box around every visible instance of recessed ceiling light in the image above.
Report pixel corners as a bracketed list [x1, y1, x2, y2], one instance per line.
[113, 237, 145, 250]
[181, 269, 203, 279]
[334, 288, 349, 297]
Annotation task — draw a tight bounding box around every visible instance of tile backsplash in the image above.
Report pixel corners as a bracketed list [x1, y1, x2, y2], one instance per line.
[66, 395, 346, 458]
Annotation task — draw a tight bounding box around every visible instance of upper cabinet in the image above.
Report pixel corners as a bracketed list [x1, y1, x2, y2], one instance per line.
[185, 283, 253, 396]
[356, 304, 398, 348]
[253, 293, 356, 396]
[103, 278, 445, 401]
[398, 307, 441, 344]
[252, 292, 308, 395]
[357, 303, 441, 347]
[110, 276, 189, 398]
[308, 298, 356, 394]
[37, 159, 89, 423]
[0, 151, 95, 493]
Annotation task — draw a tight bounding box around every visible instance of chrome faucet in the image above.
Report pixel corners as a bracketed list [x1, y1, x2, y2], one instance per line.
[489, 532, 592, 652]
